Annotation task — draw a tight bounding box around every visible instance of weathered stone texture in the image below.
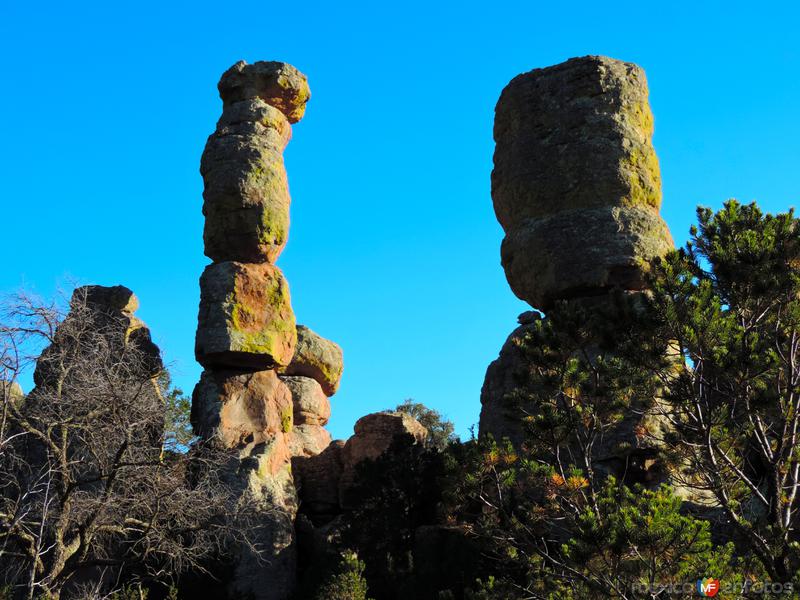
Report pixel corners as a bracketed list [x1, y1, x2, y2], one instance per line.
[339, 412, 427, 509]
[492, 55, 672, 310]
[192, 59, 330, 600]
[282, 375, 331, 426]
[191, 369, 293, 449]
[481, 57, 677, 491]
[201, 99, 293, 264]
[218, 61, 311, 123]
[288, 423, 333, 459]
[293, 412, 428, 520]
[501, 206, 673, 308]
[201, 60, 309, 265]
[281, 325, 344, 396]
[196, 261, 297, 370]
[34, 285, 162, 389]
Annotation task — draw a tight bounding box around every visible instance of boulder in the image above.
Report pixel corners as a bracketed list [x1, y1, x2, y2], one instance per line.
[191, 369, 293, 449]
[491, 55, 673, 310]
[281, 375, 331, 426]
[500, 206, 673, 308]
[218, 60, 311, 124]
[195, 261, 297, 369]
[280, 325, 344, 396]
[201, 99, 292, 264]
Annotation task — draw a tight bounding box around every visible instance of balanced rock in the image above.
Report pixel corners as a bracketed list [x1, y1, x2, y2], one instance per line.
[492, 55, 673, 310]
[191, 369, 293, 449]
[218, 60, 311, 123]
[196, 261, 297, 370]
[192, 59, 309, 600]
[201, 60, 310, 264]
[281, 325, 344, 396]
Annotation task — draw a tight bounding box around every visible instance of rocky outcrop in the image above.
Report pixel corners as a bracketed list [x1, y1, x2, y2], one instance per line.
[33, 285, 162, 393]
[293, 412, 428, 521]
[1, 380, 24, 406]
[492, 55, 673, 310]
[191, 369, 293, 448]
[479, 313, 539, 447]
[480, 56, 675, 485]
[282, 375, 332, 457]
[193, 60, 311, 600]
[192, 60, 345, 600]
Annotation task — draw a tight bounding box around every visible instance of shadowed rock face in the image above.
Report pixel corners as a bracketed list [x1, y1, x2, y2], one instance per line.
[492, 55, 673, 310]
[292, 412, 428, 521]
[481, 57, 675, 488]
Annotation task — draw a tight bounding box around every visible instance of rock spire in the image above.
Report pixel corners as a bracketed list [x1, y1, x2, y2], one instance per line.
[191, 60, 344, 600]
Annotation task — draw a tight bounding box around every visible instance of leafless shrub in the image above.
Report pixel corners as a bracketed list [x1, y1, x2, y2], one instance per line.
[0, 289, 259, 599]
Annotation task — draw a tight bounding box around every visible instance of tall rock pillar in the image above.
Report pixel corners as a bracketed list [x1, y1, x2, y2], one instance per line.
[192, 60, 307, 600]
[480, 56, 673, 453]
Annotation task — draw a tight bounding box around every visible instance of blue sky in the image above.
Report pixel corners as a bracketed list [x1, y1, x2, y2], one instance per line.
[2, 1, 798, 440]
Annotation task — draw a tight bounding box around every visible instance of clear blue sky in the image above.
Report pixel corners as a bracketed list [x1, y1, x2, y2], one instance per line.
[2, 1, 798, 440]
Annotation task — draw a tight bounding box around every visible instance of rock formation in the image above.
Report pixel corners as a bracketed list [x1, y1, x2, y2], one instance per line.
[293, 411, 428, 521]
[192, 60, 345, 600]
[480, 56, 674, 463]
[33, 285, 162, 394]
[492, 55, 673, 311]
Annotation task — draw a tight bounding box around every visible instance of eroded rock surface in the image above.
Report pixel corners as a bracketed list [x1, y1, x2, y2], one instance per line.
[481, 56, 676, 491]
[201, 61, 309, 264]
[280, 325, 344, 396]
[492, 55, 673, 310]
[293, 412, 428, 521]
[196, 261, 296, 370]
[191, 369, 293, 449]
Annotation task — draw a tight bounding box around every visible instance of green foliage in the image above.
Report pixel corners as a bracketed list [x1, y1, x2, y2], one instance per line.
[449, 437, 738, 598]
[343, 435, 449, 599]
[394, 400, 457, 450]
[314, 552, 372, 600]
[158, 370, 196, 453]
[634, 200, 800, 580]
[108, 584, 149, 600]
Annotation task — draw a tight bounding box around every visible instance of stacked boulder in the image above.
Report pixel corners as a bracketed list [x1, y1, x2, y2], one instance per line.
[191, 60, 343, 600]
[480, 56, 674, 467]
[281, 325, 343, 458]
